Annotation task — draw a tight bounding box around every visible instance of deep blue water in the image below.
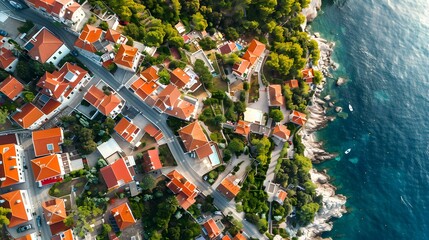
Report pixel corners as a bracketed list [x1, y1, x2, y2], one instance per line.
[309, 0, 429, 239]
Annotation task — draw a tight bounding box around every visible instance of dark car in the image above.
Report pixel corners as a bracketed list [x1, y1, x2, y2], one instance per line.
[71, 49, 79, 57]
[17, 224, 32, 233]
[36, 216, 42, 227]
[9, 1, 24, 9]
[0, 30, 8, 37]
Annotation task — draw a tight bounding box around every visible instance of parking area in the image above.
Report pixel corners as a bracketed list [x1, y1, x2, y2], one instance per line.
[0, 12, 25, 39]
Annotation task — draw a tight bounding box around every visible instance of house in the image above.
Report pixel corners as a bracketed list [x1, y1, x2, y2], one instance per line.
[233, 233, 247, 240]
[218, 41, 237, 55]
[0, 75, 24, 100]
[232, 59, 250, 79]
[142, 149, 162, 172]
[24, 27, 70, 66]
[286, 79, 299, 89]
[234, 120, 251, 137]
[111, 202, 136, 230]
[290, 110, 307, 126]
[216, 175, 240, 201]
[140, 66, 159, 82]
[243, 107, 264, 124]
[83, 84, 124, 118]
[0, 44, 18, 72]
[174, 21, 186, 35]
[154, 84, 198, 121]
[274, 189, 288, 204]
[154, 84, 181, 111]
[31, 154, 66, 186]
[114, 118, 141, 145]
[37, 62, 91, 103]
[11, 103, 45, 129]
[32, 127, 64, 157]
[203, 218, 221, 240]
[178, 121, 213, 160]
[25, 0, 85, 30]
[183, 67, 202, 92]
[166, 170, 198, 210]
[0, 190, 32, 227]
[302, 68, 314, 84]
[74, 24, 109, 61]
[0, 144, 25, 188]
[100, 158, 133, 191]
[170, 68, 190, 89]
[130, 67, 160, 101]
[42, 198, 68, 234]
[268, 84, 284, 107]
[105, 29, 128, 44]
[15, 233, 39, 240]
[143, 124, 164, 143]
[271, 124, 291, 142]
[242, 39, 266, 66]
[51, 229, 75, 240]
[113, 44, 142, 72]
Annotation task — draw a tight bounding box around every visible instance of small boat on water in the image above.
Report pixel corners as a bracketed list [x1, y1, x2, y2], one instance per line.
[349, 104, 354, 112]
[345, 148, 351, 154]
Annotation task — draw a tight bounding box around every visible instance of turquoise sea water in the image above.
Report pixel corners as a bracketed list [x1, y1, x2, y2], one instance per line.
[309, 0, 429, 239]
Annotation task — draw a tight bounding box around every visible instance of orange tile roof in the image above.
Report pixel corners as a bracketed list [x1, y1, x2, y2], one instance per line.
[233, 233, 247, 240]
[287, 79, 299, 89]
[242, 39, 266, 66]
[12, 103, 44, 129]
[27, 28, 64, 63]
[194, 143, 213, 159]
[51, 229, 74, 240]
[114, 118, 140, 143]
[143, 124, 164, 142]
[32, 127, 63, 157]
[165, 99, 196, 120]
[157, 84, 181, 108]
[31, 154, 63, 182]
[26, 0, 55, 13]
[114, 44, 139, 69]
[41, 98, 62, 115]
[222, 235, 232, 240]
[74, 24, 103, 53]
[51, 0, 69, 16]
[0, 75, 24, 100]
[0, 47, 17, 70]
[0, 190, 30, 227]
[37, 62, 88, 100]
[166, 170, 197, 210]
[203, 218, 221, 239]
[105, 29, 124, 43]
[64, 2, 81, 20]
[276, 189, 288, 203]
[178, 121, 210, 153]
[100, 158, 133, 190]
[170, 68, 190, 89]
[142, 149, 162, 172]
[302, 68, 314, 83]
[140, 66, 159, 82]
[131, 77, 158, 100]
[268, 84, 284, 106]
[15, 234, 37, 240]
[111, 202, 136, 230]
[232, 59, 250, 76]
[290, 110, 307, 126]
[217, 175, 240, 200]
[42, 198, 67, 225]
[219, 41, 237, 55]
[235, 120, 250, 136]
[272, 125, 290, 141]
[0, 144, 22, 188]
[84, 85, 122, 116]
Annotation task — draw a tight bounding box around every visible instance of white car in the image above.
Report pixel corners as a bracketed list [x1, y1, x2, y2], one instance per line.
[9, 1, 24, 9]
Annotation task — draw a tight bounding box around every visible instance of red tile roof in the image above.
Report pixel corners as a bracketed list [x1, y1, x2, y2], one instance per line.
[166, 170, 197, 210]
[12, 103, 44, 129]
[0, 47, 17, 70]
[100, 158, 133, 190]
[111, 202, 136, 230]
[233, 233, 247, 240]
[31, 154, 63, 182]
[165, 99, 196, 121]
[114, 44, 139, 69]
[42, 198, 66, 225]
[0, 75, 24, 100]
[194, 143, 213, 159]
[74, 24, 103, 53]
[84, 85, 122, 116]
[217, 175, 240, 200]
[235, 120, 250, 136]
[203, 218, 221, 239]
[142, 149, 162, 172]
[0, 190, 30, 227]
[219, 41, 237, 55]
[268, 84, 284, 106]
[26, 0, 55, 13]
[0, 144, 22, 188]
[286, 79, 299, 89]
[290, 110, 307, 126]
[272, 125, 290, 141]
[32, 127, 63, 157]
[51, 0, 69, 16]
[275, 189, 287, 204]
[232, 59, 250, 76]
[41, 98, 62, 115]
[243, 39, 266, 66]
[114, 118, 140, 143]
[27, 28, 64, 63]
[178, 121, 211, 153]
[157, 84, 181, 108]
[170, 68, 190, 89]
[51, 229, 74, 240]
[140, 66, 159, 82]
[131, 77, 158, 101]
[143, 124, 164, 142]
[302, 68, 314, 83]
[105, 29, 122, 43]
[64, 2, 81, 21]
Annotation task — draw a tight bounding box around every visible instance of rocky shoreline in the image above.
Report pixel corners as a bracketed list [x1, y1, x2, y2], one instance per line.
[286, 1, 347, 239]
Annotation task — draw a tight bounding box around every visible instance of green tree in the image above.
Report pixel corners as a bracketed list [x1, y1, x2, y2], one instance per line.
[168, 36, 185, 48]
[158, 69, 170, 85]
[228, 138, 245, 155]
[99, 21, 109, 31]
[141, 174, 156, 191]
[192, 12, 208, 31]
[193, 59, 213, 89]
[199, 37, 217, 50]
[297, 202, 319, 225]
[22, 91, 35, 103]
[0, 207, 11, 227]
[270, 109, 284, 122]
[0, 108, 8, 125]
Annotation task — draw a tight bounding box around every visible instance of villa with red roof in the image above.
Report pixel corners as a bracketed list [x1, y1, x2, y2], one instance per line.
[268, 84, 284, 107]
[83, 83, 125, 119]
[0, 144, 25, 188]
[302, 68, 315, 83]
[286, 79, 299, 89]
[243, 39, 266, 66]
[232, 59, 250, 79]
[140, 66, 159, 82]
[11, 103, 45, 130]
[142, 149, 162, 172]
[0, 43, 18, 72]
[290, 110, 307, 126]
[100, 158, 134, 191]
[0, 75, 24, 100]
[271, 124, 291, 142]
[105, 29, 128, 44]
[274, 189, 288, 204]
[25, 0, 85, 31]
[114, 44, 142, 72]
[31, 154, 67, 186]
[143, 124, 164, 143]
[130, 67, 160, 101]
[0, 190, 32, 227]
[24, 27, 70, 66]
[111, 202, 136, 230]
[218, 41, 237, 55]
[32, 127, 64, 157]
[114, 118, 141, 145]
[42, 198, 68, 234]
[178, 121, 213, 160]
[203, 218, 221, 240]
[166, 170, 198, 210]
[217, 175, 241, 201]
[170, 68, 191, 89]
[235, 120, 251, 137]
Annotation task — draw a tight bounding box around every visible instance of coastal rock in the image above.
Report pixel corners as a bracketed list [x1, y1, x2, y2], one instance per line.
[323, 95, 331, 101]
[335, 107, 342, 113]
[336, 77, 346, 86]
[328, 102, 334, 107]
[302, 0, 322, 22]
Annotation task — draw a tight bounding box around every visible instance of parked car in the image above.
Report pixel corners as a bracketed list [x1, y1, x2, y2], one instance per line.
[9, 1, 23, 9]
[0, 30, 8, 37]
[36, 216, 42, 227]
[17, 224, 32, 233]
[71, 49, 79, 57]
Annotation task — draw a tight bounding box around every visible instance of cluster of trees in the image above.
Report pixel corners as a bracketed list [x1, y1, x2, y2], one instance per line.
[193, 59, 213, 89]
[251, 137, 272, 165]
[16, 57, 56, 83]
[65, 197, 107, 237]
[0, 207, 11, 227]
[269, 108, 284, 122]
[199, 37, 217, 50]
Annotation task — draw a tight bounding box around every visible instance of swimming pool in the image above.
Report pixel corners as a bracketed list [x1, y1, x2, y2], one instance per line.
[235, 42, 243, 50]
[208, 144, 221, 166]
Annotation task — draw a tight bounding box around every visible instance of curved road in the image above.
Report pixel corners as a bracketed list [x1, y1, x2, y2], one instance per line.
[11, 7, 266, 239]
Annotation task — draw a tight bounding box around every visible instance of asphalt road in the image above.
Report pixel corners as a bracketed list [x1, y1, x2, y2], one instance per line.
[8, 7, 266, 239]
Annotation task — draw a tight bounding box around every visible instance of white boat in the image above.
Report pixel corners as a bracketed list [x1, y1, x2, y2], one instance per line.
[345, 148, 351, 154]
[349, 104, 353, 112]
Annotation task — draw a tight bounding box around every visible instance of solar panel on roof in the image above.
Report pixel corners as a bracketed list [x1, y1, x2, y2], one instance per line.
[39, 94, 50, 105]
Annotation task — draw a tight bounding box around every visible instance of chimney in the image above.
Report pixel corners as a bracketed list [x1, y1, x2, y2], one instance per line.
[19, 119, 22, 122]
[16, 199, 21, 204]
[10, 166, 18, 170]
[113, 211, 119, 217]
[0, 177, 6, 181]
[16, 108, 22, 112]
[9, 156, 17, 160]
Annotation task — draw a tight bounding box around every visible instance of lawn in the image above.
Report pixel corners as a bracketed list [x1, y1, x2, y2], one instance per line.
[212, 76, 228, 92]
[158, 144, 177, 166]
[249, 75, 260, 103]
[49, 177, 87, 198]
